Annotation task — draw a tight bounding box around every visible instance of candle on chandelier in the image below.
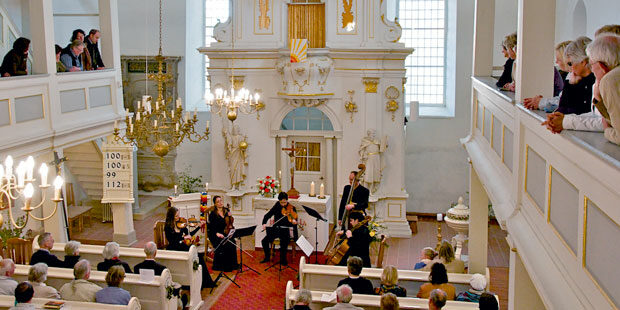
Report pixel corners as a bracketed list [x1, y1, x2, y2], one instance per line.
[53, 175, 63, 200]
[125, 108, 129, 117]
[136, 112, 141, 121]
[23, 183, 34, 210]
[310, 181, 315, 196]
[155, 101, 159, 111]
[320, 183, 325, 197]
[194, 108, 197, 118]
[39, 163, 48, 187]
[130, 123, 134, 134]
[154, 120, 158, 128]
[174, 185, 178, 196]
[16, 161, 25, 187]
[129, 116, 133, 125]
[278, 170, 282, 181]
[175, 123, 179, 132]
[171, 110, 175, 119]
[206, 121, 210, 129]
[0, 164, 4, 181]
[185, 112, 190, 122]
[25, 156, 34, 180]
[176, 98, 182, 109]
[137, 101, 141, 110]
[437, 213, 443, 222]
[255, 93, 260, 104]
[114, 120, 118, 129]
[4, 156, 13, 178]
[205, 182, 209, 192]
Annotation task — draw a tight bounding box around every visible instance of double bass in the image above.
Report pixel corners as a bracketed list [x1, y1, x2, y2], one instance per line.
[325, 163, 366, 265]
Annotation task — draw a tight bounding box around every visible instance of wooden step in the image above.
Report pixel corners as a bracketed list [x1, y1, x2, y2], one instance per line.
[68, 167, 102, 176]
[65, 160, 101, 169]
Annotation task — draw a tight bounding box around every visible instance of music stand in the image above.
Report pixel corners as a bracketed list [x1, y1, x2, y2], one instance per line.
[232, 225, 261, 276]
[264, 226, 297, 280]
[302, 205, 326, 264]
[211, 231, 240, 292]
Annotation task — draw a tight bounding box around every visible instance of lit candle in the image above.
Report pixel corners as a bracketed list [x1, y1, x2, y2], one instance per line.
[16, 161, 25, 187]
[310, 181, 315, 196]
[5, 156, 13, 178]
[130, 123, 134, 133]
[154, 120, 157, 128]
[176, 98, 182, 108]
[137, 101, 141, 110]
[25, 156, 34, 180]
[155, 101, 159, 111]
[136, 111, 141, 121]
[114, 120, 118, 129]
[437, 213, 443, 222]
[205, 182, 209, 192]
[206, 121, 210, 129]
[319, 183, 325, 197]
[278, 170, 282, 181]
[194, 108, 197, 118]
[174, 185, 178, 195]
[185, 112, 190, 122]
[53, 175, 63, 200]
[0, 164, 4, 181]
[175, 123, 179, 132]
[24, 183, 34, 210]
[171, 110, 175, 119]
[39, 163, 48, 186]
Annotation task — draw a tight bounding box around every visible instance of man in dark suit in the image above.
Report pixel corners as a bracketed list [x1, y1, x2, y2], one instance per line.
[338, 171, 370, 230]
[337, 256, 374, 295]
[134, 242, 167, 276]
[31, 233, 64, 268]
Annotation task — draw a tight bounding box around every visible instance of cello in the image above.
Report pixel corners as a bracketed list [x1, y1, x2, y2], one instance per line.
[326, 215, 372, 265]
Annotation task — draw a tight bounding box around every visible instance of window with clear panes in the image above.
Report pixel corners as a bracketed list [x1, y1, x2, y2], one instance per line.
[203, 0, 230, 111]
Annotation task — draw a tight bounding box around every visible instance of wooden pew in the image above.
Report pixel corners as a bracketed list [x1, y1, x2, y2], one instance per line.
[0, 295, 141, 310]
[33, 236, 203, 308]
[298, 257, 490, 297]
[285, 281, 482, 310]
[13, 264, 177, 310]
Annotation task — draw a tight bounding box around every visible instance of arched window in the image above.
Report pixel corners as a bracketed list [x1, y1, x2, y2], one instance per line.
[280, 107, 334, 131]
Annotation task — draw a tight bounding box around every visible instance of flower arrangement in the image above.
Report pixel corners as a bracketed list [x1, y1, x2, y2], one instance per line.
[256, 175, 280, 197]
[367, 218, 387, 243]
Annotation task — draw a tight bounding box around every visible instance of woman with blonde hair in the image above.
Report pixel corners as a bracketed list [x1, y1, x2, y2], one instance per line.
[414, 247, 437, 270]
[496, 32, 517, 89]
[95, 266, 131, 305]
[423, 242, 465, 273]
[375, 265, 406, 297]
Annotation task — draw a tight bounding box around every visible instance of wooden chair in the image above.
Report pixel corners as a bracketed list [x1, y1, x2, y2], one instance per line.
[270, 239, 297, 262]
[6, 238, 32, 264]
[153, 221, 168, 249]
[376, 235, 388, 268]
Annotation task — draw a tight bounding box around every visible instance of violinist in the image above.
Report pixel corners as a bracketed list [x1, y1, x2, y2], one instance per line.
[164, 206, 216, 289]
[260, 192, 299, 266]
[207, 196, 239, 272]
[335, 211, 372, 267]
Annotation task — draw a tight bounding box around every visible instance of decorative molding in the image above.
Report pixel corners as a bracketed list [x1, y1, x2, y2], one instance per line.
[380, 14, 402, 43]
[343, 90, 357, 122]
[385, 86, 400, 121]
[362, 77, 379, 93]
[283, 98, 327, 107]
[213, 17, 232, 43]
[230, 75, 245, 91]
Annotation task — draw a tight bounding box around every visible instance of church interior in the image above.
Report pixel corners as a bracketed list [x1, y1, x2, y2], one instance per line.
[0, 0, 618, 309]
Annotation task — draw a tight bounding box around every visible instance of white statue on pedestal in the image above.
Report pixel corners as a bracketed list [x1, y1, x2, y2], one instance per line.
[359, 129, 388, 194]
[222, 124, 248, 190]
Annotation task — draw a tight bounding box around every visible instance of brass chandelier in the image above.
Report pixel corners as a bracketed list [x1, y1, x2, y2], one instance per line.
[113, 0, 209, 157]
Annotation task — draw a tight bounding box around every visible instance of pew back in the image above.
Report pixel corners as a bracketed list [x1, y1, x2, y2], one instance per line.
[32, 237, 202, 308]
[298, 257, 490, 297]
[0, 295, 141, 310]
[13, 264, 177, 310]
[286, 281, 481, 310]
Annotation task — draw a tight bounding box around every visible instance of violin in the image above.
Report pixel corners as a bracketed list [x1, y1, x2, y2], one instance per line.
[281, 204, 298, 224]
[223, 204, 235, 235]
[176, 216, 201, 229]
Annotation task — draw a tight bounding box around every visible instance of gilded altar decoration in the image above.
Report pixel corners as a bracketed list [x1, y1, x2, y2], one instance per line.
[222, 124, 248, 190]
[276, 55, 333, 96]
[342, 0, 354, 28]
[344, 90, 357, 122]
[359, 129, 388, 194]
[363, 77, 380, 93]
[258, 0, 271, 29]
[385, 86, 400, 121]
[288, 2, 326, 48]
[290, 39, 308, 63]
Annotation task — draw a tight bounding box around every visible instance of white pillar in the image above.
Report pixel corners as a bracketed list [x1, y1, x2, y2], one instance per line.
[515, 0, 556, 102]
[509, 250, 546, 310]
[98, 0, 121, 70]
[111, 202, 137, 246]
[471, 0, 495, 77]
[468, 165, 488, 274]
[28, 0, 56, 75]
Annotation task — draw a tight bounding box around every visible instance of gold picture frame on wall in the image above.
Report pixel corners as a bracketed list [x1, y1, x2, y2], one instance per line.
[337, 0, 357, 35]
[254, 0, 274, 35]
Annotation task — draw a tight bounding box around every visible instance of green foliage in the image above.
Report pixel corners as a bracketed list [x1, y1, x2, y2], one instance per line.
[0, 214, 26, 248]
[177, 167, 203, 194]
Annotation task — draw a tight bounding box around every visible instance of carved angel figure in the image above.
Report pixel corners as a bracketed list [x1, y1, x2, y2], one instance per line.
[359, 129, 388, 194]
[222, 124, 248, 189]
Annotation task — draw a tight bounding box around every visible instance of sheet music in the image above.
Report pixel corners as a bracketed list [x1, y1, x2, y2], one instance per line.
[321, 290, 337, 302]
[296, 235, 314, 257]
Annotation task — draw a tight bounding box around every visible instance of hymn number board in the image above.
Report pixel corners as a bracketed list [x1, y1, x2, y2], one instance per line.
[101, 143, 134, 204]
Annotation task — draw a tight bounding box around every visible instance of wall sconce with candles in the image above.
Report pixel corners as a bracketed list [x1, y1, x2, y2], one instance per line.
[0, 155, 64, 229]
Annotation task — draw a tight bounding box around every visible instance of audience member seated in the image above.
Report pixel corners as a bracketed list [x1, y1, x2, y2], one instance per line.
[63, 240, 81, 269]
[0, 37, 30, 77]
[423, 241, 465, 273]
[59, 259, 102, 302]
[542, 37, 597, 134]
[28, 263, 60, 299]
[324, 285, 364, 310]
[379, 293, 399, 310]
[429, 289, 447, 310]
[374, 265, 406, 297]
[134, 241, 166, 276]
[9, 282, 34, 310]
[414, 247, 437, 270]
[496, 32, 517, 89]
[0, 259, 17, 296]
[587, 34, 620, 145]
[595, 24, 620, 37]
[456, 273, 486, 302]
[60, 40, 85, 72]
[97, 242, 132, 273]
[85, 29, 105, 70]
[523, 40, 573, 112]
[478, 292, 499, 310]
[417, 263, 456, 300]
[96, 266, 131, 305]
[65, 29, 92, 71]
[55, 44, 66, 73]
[337, 256, 374, 295]
[289, 288, 312, 310]
[31, 232, 64, 268]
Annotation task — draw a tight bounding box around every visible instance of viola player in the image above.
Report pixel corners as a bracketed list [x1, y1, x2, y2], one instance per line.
[207, 196, 239, 272]
[260, 192, 299, 266]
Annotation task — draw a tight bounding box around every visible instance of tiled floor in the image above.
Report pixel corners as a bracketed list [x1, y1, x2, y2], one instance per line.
[73, 210, 510, 309]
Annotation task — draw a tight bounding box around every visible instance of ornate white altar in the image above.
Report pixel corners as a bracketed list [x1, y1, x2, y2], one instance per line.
[199, 0, 413, 238]
[253, 194, 332, 251]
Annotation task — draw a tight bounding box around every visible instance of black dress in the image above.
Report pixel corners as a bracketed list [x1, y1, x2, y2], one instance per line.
[338, 225, 372, 267]
[208, 210, 239, 272]
[164, 225, 216, 288]
[496, 58, 514, 87]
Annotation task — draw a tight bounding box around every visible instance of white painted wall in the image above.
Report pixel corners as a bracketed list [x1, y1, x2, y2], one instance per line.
[52, 0, 99, 48]
[1, 0, 26, 35]
[555, 0, 620, 41]
[492, 0, 518, 68]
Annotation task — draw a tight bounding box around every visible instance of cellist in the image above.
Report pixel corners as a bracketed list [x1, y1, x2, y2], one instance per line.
[207, 195, 239, 272]
[335, 211, 372, 267]
[260, 192, 299, 266]
[338, 170, 370, 229]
